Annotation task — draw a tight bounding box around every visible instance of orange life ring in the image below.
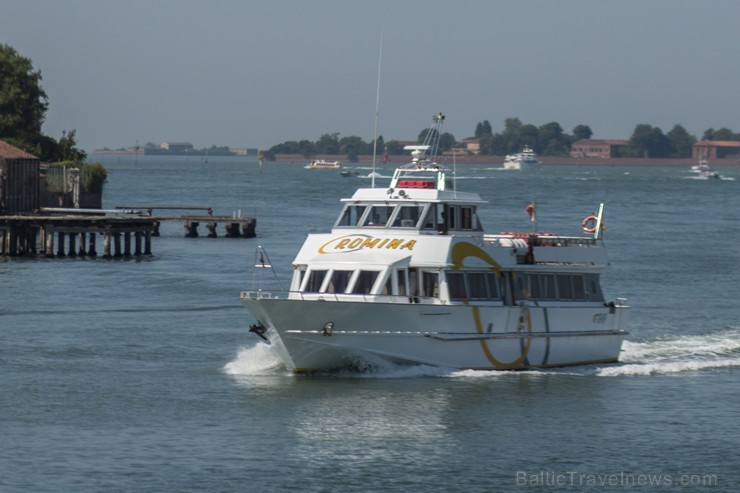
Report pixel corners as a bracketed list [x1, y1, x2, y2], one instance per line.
[582, 215, 605, 233]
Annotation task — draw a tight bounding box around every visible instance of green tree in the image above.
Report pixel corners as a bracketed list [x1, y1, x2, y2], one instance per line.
[666, 124, 696, 158]
[572, 124, 593, 141]
[339, 135, 366, 162]
[474, 120, 492, 138]
[0, 44, 49, 151]
[315, 133, 340, 154]
[628, 124, 671, 158]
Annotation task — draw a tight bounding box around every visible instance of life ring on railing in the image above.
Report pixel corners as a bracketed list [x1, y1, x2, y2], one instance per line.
[582, 215, 605, 233]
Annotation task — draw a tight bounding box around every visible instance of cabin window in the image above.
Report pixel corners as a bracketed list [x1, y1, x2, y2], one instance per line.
[304, 270, 327, 292]
[461, 207, 474, 230]
[486, 273, 501, 299]
[447, 272, 467, 300]
[421, 204, 438, 230]
[326, 270, 352, 293]
[336, 204, 367, 227]
[391, 205, 424, 228]
[422, 271, 439, 298]
[446, 205, 457, 229]
[527, 274, 542, 299]
[467, 272, 488, 299]
[408, 268, 419, 297]
[352, 271, 379, 294]
[397, 269, 407, 296]
[572, 275, 586, 300]
[586, 274, 604, 301]
[557, 275, 573, 299]
[362, 205, 395, 227]
[542, 274, 557, 300]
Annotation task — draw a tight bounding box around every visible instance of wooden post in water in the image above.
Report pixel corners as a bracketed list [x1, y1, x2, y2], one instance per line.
[113, 232, 122, 257]
[206, 221, 217, 238]
[68, 232, 77, 257]
[56, 232, 66, 257]
[45, 228, 54, 258]
[124, 232, 131, 256]
[103, 232, 111, 258]
[88, 233, 97, 257]
[134, 231, 142, 255]
[78, 233, 87, 256]
[144, 231, 152, 255]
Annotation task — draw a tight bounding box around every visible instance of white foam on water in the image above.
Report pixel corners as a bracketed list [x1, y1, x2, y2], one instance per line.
[595, 328, 740, 377]
[222, 342, 287, 376]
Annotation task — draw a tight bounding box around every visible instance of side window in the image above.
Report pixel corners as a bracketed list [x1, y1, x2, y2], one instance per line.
[542, 274, 557, 300]
[461, 207, 474, 230]
[352, 271, 379, 294]
[396, 269, 407, 296]
[422, 271, 439, 298]
[558, 275, 573, 299]
[304, 270, 327, 292]
[326, 270, 352, 294]
[573, 275, 586, 300]
[586, 274, 604, 302]
[422, 204, 437, 230]
[527, 274, 542, 299]
[447, 272, 467, 300]
[408, 268, 419, 297]
[467, 272, 488, 299]
[446, 205, 457, 230]
[485, 273, 501, 299]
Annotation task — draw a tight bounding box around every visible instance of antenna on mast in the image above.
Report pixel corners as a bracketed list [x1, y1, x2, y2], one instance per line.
[371, 25, 384, 188]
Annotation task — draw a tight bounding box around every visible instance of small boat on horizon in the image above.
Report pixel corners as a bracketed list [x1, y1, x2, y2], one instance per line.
[305, 159, 343, 169]
[241, 114, 629, 373]
[503, 145, 541, 170]
[690, 158, 720, 179]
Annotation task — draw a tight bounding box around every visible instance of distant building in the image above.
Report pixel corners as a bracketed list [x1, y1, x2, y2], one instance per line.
[570, 139, 628, 159]
[462, 137, 480, 155]
[692, 140, 740, 160]
[160, 142, 194, 153]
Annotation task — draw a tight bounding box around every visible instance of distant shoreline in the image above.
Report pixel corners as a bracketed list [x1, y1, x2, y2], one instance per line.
[270, 154, 740, 168]
[89, 150, 740, 167]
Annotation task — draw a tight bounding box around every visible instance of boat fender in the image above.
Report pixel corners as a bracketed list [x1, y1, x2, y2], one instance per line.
[582, 215, 605, 234]
[322, 322, 334, 337]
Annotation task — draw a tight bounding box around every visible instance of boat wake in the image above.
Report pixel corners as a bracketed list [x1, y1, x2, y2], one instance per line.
[594, 327, 740, 376]
[224, 328, 740, 379]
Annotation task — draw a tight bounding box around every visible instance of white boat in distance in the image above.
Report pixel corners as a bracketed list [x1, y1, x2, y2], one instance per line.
[305, 159, 342, 169]
[503, 145, 541, 169]
[242, 114, 628, 372]
[690, 158, 720, 179]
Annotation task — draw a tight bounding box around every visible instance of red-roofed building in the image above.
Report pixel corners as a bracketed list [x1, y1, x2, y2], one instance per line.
[0, 140, 41, 214]
[692, 140, 740, 160]
[570, 139, 628, 159]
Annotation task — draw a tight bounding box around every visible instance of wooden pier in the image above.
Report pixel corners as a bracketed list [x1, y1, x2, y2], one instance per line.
[116, 206, 256, 239]
[0, 215, 156, 258]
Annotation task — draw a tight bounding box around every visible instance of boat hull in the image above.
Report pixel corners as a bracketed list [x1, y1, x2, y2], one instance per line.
[242, 295, 629, 372]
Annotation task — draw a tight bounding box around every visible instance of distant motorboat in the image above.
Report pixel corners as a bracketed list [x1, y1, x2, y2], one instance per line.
[691, 158, 720, 179]
[503, 146, 540, 169]
[340, 169, 360, 177]
[305, 160, 342, 169]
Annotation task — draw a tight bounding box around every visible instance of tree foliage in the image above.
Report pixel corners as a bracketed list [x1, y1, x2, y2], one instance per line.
[0, 44, 90, 164]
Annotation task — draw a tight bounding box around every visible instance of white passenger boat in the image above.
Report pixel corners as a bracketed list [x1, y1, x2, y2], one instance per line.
[503, 146, 541, 169]
[242, 114, 628, 372]
[305, 159, 342, 169]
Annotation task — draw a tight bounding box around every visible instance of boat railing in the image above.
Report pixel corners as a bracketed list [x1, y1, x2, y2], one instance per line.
[484, 234, 597, 248]
[240, 290, 442, 305]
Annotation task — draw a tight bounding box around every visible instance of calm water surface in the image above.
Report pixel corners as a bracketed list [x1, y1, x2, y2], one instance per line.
[1, 155, 739, 492]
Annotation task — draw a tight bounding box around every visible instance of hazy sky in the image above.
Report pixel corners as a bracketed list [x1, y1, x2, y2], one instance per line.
[2, 0, 739, 152]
